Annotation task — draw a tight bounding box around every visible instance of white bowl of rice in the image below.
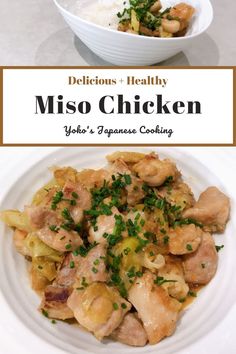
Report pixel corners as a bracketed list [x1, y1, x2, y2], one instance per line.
[53, 0, 213, 65]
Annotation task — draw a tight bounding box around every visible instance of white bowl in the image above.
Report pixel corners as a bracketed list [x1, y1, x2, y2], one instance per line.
[53, 0, 213, 65]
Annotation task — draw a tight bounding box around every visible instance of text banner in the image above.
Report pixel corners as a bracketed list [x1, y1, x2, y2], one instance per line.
[2, 68, 234, 145]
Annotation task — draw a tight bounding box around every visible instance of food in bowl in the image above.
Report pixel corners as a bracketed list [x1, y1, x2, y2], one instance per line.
[0, 151, 230, 346]
[75, 0, 195, 37]
[118, 1, 195, 37]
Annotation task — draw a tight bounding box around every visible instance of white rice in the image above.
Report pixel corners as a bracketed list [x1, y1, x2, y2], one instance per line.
[71, 0, 129, 29]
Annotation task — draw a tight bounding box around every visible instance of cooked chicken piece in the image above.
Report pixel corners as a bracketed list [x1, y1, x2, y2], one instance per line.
[158, 181, 195, 210]
[150, 0, 162, 13]
[76, 243, 108, 286]
[183, 187, 230, 233]
[28, 181, 91, 227]
[37, 227, 83, 252]
[169, 3, 195, 28]
[126, 175, 145, 206]
[183, 232, 218, 284]
[169, 224, 203, 255]
[109, 158, 131, 176]
[40, 252, 80, 319]
[76, 169, 110, 189]
[40, 285, 74, 320]
[13, 229, 30, 256]
[62, 180, 91, 223]
[108, 158, 145, 206]
[106, 151, 146, 164]
[128, 272, 181, 344]
[67, 283, 131, 340]
[88, 207, 121, 244]
[169, 3, 195, 37]
[25, 205, 58, 229]
[158, 260, 189, 300]
[118, 20, 130, 32]
[111, 313, 148, 347]
[54, 252, 79, 287]
[133, 155, 180, 187]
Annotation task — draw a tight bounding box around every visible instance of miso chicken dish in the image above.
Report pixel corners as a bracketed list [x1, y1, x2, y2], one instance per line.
[0, 152, 230, 347]
[117, 1, 195, 37]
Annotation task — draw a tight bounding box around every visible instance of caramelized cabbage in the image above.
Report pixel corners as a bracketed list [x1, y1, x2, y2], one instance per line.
[0, 210, 31, 232]
[32, 178, 60, 206]
[81, 283, 118, 324]
[31, 266, 49, 291]
[32, 256, 57, 281]
[24, 233, 63, 262]
[106, 151, 145, 164]
[53, 166, 77, 187]
[112, 237, 143, 289]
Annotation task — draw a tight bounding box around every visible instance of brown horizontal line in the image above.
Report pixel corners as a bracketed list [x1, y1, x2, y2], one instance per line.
[0, 66, 235, 70]
[0, 143, 235, 147]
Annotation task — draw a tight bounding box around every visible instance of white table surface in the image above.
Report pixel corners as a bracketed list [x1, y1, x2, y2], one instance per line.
[0, 0, 235, 66]
[0, 147, 236, 354]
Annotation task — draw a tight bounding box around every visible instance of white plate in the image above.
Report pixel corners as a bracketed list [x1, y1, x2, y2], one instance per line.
[0, 147, 236, 354]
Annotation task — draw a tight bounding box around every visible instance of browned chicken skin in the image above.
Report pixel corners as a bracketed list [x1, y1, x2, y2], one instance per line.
[40, 253, 79, 319]
[40, 285, 74, 320]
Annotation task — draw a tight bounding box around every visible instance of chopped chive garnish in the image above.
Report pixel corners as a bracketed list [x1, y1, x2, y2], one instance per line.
[186, 244, 193, 251]
[92, 267, 98, 273]
[154, 276, 176, 286]
[163, 236, 169, 244]
[215, 245, 224, 252]
[42, 309, 48, 317]
[188, 291, 197, 297]
[49, 225, 59, 232]
[113, 303, 119, 310]
[70, 261, 75, 269]
[72, 192, 79, 199]
[93, 259, 100, 266]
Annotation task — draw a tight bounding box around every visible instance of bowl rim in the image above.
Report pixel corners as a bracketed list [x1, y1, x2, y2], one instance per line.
[53, 0, 214, 42]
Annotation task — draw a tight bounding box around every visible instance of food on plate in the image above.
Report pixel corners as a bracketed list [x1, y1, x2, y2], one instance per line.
[75, 0, 195, 37]
[0, 151, 230, 346]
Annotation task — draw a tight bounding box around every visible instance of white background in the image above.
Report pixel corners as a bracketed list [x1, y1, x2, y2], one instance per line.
[0, 147, 236, 354]
[3, 69, 234, 144]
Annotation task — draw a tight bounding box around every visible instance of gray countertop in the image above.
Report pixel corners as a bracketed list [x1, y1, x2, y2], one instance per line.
[0, 0, 235, 66]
